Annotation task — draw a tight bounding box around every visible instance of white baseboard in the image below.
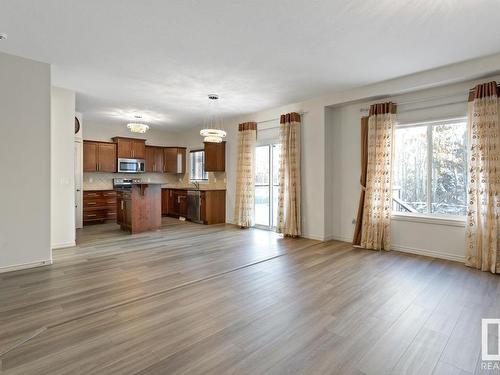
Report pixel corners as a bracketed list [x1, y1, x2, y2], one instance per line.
[52, 241, 76, 250]
[302, 233, 327, 241]
[320, 235, 465, 263]
[324, 234, 353, 242]
[391, 244, 465, 263]
[0, 259, 53, 274]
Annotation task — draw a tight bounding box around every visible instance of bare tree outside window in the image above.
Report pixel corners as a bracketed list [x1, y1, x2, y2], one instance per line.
[393, 118, 467, 217]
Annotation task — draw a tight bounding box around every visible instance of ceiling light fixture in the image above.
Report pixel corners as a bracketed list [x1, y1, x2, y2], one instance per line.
[200, 94, 226, 143]
[0, 33, 8, 40]
[127, 115, 150, 133]
[127, 122, 150, 133]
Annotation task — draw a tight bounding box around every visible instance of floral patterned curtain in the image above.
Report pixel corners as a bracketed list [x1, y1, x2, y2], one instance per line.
[360, 102, 396, 251]
[277, 112, 301, 237]
[466, 81, 500, 274]
[234, 122, 257, 227]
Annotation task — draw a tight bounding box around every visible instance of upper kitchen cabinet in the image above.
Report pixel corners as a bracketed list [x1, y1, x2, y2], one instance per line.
[204, 141, 225, 172]
[83, 141, 117, 172]
[145, 146, 165, 173]
[163, 147, 186, 173]
[112, 137, 146, 159]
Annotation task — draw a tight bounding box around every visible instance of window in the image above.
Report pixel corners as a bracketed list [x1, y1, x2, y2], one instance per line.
[255, 143, 281, 228]
[189, 150, 208, 181]
[393, 118, 467, 217]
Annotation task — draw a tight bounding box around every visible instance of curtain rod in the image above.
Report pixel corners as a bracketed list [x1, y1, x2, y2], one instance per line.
[256, 111, 308, 125]
[359, 91, 467, 113]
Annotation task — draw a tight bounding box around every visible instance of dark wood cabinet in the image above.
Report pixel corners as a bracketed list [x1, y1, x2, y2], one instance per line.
[112, 137, 146, 159]
[204, 141, 225, 172]
[161, 189, 169, 216]
[83, 141, 117, 172]
[200, 190, 226, 224]
[163, 147, 186, 173]
[162, 188, 225, 224]
[117, 185, 161, 234]
[145, 146, 165, 173]
[83, 190, 117, 224]
[116, 191, 132, 229]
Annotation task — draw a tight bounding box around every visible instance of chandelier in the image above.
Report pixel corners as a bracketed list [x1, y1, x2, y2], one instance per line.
[127, 122, 150, 133]
[200, 94, 226, 143]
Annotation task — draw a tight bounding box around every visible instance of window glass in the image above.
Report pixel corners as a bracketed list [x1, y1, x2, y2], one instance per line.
[393, 119, 467, 217]
[190, 151, 208, 181]
[393, 126, 428, 214]
[431, 122, 467, 215]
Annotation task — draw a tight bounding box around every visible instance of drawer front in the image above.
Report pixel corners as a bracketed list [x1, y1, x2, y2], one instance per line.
[83, 191, 103, 199]
[102, 191, 117, 197]
[83, 199, 104, 209]
[83, 211, 105, 221]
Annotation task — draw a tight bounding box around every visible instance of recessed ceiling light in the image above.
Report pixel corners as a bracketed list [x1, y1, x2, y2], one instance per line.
[0, 33, 7, 41]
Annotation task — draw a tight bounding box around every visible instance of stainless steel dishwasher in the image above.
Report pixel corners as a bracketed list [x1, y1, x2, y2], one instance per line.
[187, 190, 202, 223]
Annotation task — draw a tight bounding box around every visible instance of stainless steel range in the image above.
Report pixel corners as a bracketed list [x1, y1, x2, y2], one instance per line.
[113, 178, 142, 191]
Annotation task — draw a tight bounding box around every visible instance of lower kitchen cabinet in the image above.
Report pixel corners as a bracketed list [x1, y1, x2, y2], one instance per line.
[83, 190, 117, 224]
[162, 188, 225, 224]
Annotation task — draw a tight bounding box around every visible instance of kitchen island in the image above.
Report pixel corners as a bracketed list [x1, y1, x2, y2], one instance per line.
[116, 183, 162, 234]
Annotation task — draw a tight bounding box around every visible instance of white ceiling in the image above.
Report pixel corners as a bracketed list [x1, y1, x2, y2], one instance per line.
[1, 0, 500, 130]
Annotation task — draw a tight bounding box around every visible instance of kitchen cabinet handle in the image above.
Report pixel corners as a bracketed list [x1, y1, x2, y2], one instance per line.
[87, 214, 97, 217]
[121, 201, 124, 210]
[88, 202, 97, 205]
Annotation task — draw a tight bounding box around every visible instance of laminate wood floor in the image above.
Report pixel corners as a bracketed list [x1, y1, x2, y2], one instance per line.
[1, 218, 499, 374]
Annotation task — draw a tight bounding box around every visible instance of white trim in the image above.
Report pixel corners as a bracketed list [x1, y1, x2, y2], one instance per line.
[51, 241, 76, 250]
[0, 259, 53, 273]
[391, 244, 465, 263]
[396, 116, 467, 128]
[302, 232, 328, 241]
[324, 234, 353, 242]
[321, 236, 465, 263]
[392, 213, 465, 227]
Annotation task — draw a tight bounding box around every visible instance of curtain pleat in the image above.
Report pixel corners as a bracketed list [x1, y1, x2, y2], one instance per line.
[352, 116, 369, 246]
[466, 81, 500, 274]
[277, 112, 301, 237]
[360, 102, 396, 251]
[234, 122, 257, 227]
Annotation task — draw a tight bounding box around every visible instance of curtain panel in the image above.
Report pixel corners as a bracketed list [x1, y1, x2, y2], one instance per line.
[360, 102, 396, 251]
[352, 116, 369, 246]
[234, 122, 257, 228]
[466, 81, 500, 274]
[277, 112, 301, 237]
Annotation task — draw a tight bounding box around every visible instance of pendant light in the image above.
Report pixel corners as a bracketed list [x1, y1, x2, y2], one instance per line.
[200, 94, 226, 143]
[127, 115, 150, 134]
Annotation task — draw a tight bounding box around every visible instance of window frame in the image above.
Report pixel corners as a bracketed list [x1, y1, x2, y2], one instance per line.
[189, 149, 209, 182]
[392, 116, 467, 223]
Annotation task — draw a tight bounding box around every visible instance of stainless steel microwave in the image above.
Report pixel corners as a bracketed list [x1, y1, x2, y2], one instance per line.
[117, 158, 145, 173]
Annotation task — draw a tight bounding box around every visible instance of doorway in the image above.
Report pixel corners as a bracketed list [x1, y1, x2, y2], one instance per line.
[254, 143, 281, 229]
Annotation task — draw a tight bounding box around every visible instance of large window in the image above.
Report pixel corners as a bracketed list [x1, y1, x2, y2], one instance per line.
[190, 150, 208, 181]
[393, 118, 467, 217]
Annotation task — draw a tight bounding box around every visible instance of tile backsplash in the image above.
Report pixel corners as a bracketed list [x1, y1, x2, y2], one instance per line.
[83, 172, 226, 191]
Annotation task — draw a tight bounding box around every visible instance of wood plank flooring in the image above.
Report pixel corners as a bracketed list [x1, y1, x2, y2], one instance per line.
[0, 218, 499, 374]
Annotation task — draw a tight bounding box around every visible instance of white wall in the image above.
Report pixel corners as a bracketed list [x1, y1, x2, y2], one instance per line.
[173, 53, 500, 249]
[326, 74, 500, 262]
[0, 52, 51, 272]
[51, 87, 76, 249]
[83, 120, 181, 146]
[205, 100, 327, 241]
